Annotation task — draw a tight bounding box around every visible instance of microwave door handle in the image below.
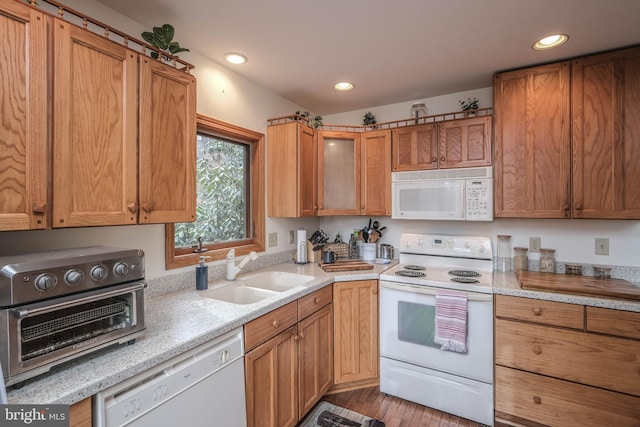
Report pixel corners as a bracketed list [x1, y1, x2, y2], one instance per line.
[380, 281, 493, 302]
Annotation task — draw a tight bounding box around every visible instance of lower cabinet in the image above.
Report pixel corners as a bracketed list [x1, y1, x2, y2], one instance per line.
[70, 397, 92, 427]
[244, 287, 333, 427]
[494, 295, 640, 426]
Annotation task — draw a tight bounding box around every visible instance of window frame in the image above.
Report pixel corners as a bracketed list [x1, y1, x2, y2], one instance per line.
[165, 114, 265, 269]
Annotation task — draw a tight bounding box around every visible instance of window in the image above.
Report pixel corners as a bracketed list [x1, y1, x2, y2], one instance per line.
[165, 114, 264, 269]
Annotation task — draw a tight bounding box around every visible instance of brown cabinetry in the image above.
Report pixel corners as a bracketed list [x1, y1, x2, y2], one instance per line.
[0, 1, 48, 231]
[69, 397, 92, 427]
[494, 294, 640, 426]
[392, 124, 438, 171]
[332, 280, 378, 389]
[244, 288, 333, 427]
[267, 122, 317, 217]
[360, 130, 392, 215]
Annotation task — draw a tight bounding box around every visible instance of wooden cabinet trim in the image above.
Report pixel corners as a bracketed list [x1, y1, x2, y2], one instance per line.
[298, 286, 332, 321]
[586, 306, 640, 340]
[495, 294, 585, 330]
[244, 301, 298, 352]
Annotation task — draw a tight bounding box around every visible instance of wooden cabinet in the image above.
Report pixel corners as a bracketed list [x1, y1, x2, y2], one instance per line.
[0, 1, 48, 231]
[332, 280, 378, 389]
[244, 288, 333, 427]
[391, 116, 491, 172]
[267, 122, 317, 217]
[494, 62, 571, 218]
[494, 294, 640, 426]
[572, 46, 640, 219]
[317, 130, 391, 216]
[69, 397, 92, 427]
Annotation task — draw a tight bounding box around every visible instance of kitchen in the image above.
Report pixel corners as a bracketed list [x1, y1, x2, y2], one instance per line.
[1, 0, 640, 426]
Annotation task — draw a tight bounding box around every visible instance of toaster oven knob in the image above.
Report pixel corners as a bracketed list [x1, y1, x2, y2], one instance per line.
[114, 262, 129, 277]
[34, 273, 57, 291]
[91, 265, 108, 281]
[64, 269, 85, 286]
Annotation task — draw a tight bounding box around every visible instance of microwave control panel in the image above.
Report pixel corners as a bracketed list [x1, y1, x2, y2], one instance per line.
[465, 179, 493, 221]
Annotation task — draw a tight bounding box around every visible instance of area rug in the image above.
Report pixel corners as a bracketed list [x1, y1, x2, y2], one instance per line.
[300, 401, 385, 427]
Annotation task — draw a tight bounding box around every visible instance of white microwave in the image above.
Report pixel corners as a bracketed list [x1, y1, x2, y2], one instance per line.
[392, 166, 493, 221]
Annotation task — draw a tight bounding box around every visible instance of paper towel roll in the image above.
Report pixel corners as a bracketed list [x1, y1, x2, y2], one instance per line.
[296, 228, 307, 263]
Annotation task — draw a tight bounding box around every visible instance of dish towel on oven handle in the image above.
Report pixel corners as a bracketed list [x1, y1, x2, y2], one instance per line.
[434, 290, 468, 353]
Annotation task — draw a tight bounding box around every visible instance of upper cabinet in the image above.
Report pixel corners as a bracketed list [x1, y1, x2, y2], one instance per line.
[317, 130, 361, 215]
[267, 122, 317, 217]
[494, 45, 640, 220]
[494, 62, 571, 218]
[360, 130, 392, 216]
[0, 2, 48, 231]
[391, 116, 492, 172]
[572, 46, 640, 219]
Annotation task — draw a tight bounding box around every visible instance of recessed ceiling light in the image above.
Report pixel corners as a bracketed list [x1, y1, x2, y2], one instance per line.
[334, 82, 355, 91]
[533, 34, 569, 50]
[225, 52, 247, 64]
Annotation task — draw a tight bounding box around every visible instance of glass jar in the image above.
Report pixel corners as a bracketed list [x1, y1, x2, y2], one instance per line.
[539, 248, 556, 273]
[593, 265, 612, 279]
[565, 263, 582, 276]
[410, 103, 428, 124]
[513, 247, 528, 272]
[496, 235, 512, 271]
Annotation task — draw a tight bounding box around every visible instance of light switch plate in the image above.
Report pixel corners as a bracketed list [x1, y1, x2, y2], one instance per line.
[529, 237, 541, 253]
[595, 238, 609, 256]
[268, 232, 277, 248]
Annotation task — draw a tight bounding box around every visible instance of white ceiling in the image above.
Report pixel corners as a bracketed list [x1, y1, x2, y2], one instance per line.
[96, 0, 640, 115]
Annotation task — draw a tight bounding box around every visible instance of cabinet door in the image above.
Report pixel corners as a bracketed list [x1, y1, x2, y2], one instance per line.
[391, 124, 437, 171]
[245, 326, 298, 427]
[494, 62, 571, 218]
[361, 130, 391, 215]
[438, 116, 492, 169]
[69, 397, 92, 427]
[572, 46, 640, 219]
[139, 57, 196, 224]
[53, 20, 138, 228]
[298, 124, 317, 216]
[333, 280, 379, 385]
[317, 131, 361, 215]
[298, 304, 333, 416]
[0, 2, 48, 230]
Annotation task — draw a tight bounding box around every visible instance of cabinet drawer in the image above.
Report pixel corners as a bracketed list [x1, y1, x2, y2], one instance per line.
[298, 286, 332, 320]
[495, 295, 584, 329]
[495, 318, 640, 396]
[587, 306, 640, 340]
[495, 366, 640, 426]
[244, 302, 297, 352]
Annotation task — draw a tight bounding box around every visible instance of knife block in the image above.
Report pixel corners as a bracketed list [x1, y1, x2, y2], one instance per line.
[306, 241, 322, 263]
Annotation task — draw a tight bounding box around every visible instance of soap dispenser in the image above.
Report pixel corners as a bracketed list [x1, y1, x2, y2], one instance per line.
[196, 256, 211, 290]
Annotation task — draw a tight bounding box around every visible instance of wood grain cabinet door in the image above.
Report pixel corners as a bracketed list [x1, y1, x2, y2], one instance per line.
[438, 116, 492, 169]
[0, 2, 48, 230]
[494, 62, 571, 218]
[572, 46, 640, 219]
[139, 57, 196, 224]
[391, 124, 438, 171]
[317, 130, 361, 215]
[360, 130, 391, 216]
[52, 20, 138, 227]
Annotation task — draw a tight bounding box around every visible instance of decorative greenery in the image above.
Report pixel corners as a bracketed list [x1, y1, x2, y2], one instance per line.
[141, 24, 190, 60]
[362, 112, 377, 126]
[294, 110, 323, 129]
[459, 97, 479, 111]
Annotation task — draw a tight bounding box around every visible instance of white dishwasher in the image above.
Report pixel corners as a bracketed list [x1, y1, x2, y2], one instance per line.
[94, 327, 247, 427]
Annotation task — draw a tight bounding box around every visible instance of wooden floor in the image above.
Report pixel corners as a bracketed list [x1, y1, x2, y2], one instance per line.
[322, 386, 483, 427]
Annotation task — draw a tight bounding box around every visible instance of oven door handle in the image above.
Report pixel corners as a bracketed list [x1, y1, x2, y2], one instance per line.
[380, 281, 493, 302]
[12, 281, 146, 319]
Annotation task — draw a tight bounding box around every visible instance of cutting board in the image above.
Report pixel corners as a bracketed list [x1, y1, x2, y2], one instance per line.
[319, 260, 374, 272]
[517, 270, 640, 301]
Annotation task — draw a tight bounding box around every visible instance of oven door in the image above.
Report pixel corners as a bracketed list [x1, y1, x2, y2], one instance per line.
[391, 178, 465, 220]
[379, 280, 493, 383]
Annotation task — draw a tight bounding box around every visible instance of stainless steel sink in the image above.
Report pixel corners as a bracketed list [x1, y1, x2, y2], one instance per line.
[200, 271, 315, 304]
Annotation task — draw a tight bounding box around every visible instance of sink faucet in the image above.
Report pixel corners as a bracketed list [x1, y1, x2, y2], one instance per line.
[226, 249, 259, 281]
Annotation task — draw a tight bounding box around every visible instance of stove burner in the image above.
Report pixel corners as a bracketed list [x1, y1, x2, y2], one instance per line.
[448, 270, 481, 278]
[450, 277, 480, 284]
[395, 270, 427, 278]
[404, 264, 426, 271]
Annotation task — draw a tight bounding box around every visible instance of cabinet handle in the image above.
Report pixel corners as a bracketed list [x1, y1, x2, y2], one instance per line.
[431, 157, 437, 163]
[532, 308, 542, 316]
[272, 320, 279, 329]
[127, 203, 138, 213]
[440, 155, 446, 162]
[533, 396, 542, 405]
[314, 297, 321, 304]
[142, 203, 152, 213]
[293, 334, 301, 342]
[32, 203, 47, 214]
[563, 203, 571, 218]
[533, 346, 542, 355]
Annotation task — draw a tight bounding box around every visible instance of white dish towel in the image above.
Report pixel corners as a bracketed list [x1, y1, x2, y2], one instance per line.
[434, 290, 468, 353]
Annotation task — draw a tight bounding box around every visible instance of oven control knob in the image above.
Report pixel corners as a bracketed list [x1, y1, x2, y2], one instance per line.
[91, 265, 108, 281]
[114, 262, 129, 277]
[64, 269, 85, 286]
[34, 273, 57, 291]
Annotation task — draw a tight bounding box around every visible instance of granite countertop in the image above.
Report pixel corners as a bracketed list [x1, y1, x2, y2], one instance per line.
[6, 260, 395, 406]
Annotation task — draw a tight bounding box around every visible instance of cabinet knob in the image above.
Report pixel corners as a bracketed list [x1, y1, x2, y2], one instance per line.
[314, 297, 321, 304]
[127, 203, 138, 213]
[32, 203, 47, 214]
[293, 334, 300, 342]
[532, 308, 542, 316]
[533, 346, 543, 355]
[533, 396, 542, 405]
[440, 155, 446, 162]
[431, 157, 437, 163]
[272, 320, 279, 328]
[142, 203, 152, 213]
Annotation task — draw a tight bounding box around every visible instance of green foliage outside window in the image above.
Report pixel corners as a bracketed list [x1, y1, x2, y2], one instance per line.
[175, 133, 248, 248]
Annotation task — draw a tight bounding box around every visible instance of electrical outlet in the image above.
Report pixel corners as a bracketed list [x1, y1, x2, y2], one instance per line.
[595, 237, 609, 256]
[289, 230, 295, 244]
[268, 232, 277, 248]
[529, 237, 541, 253]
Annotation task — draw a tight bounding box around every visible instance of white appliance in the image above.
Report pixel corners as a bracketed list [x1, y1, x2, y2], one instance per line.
[391, 166, 493, 221]
[379, 233, 494, 426]
[94, 328, 246, 427]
